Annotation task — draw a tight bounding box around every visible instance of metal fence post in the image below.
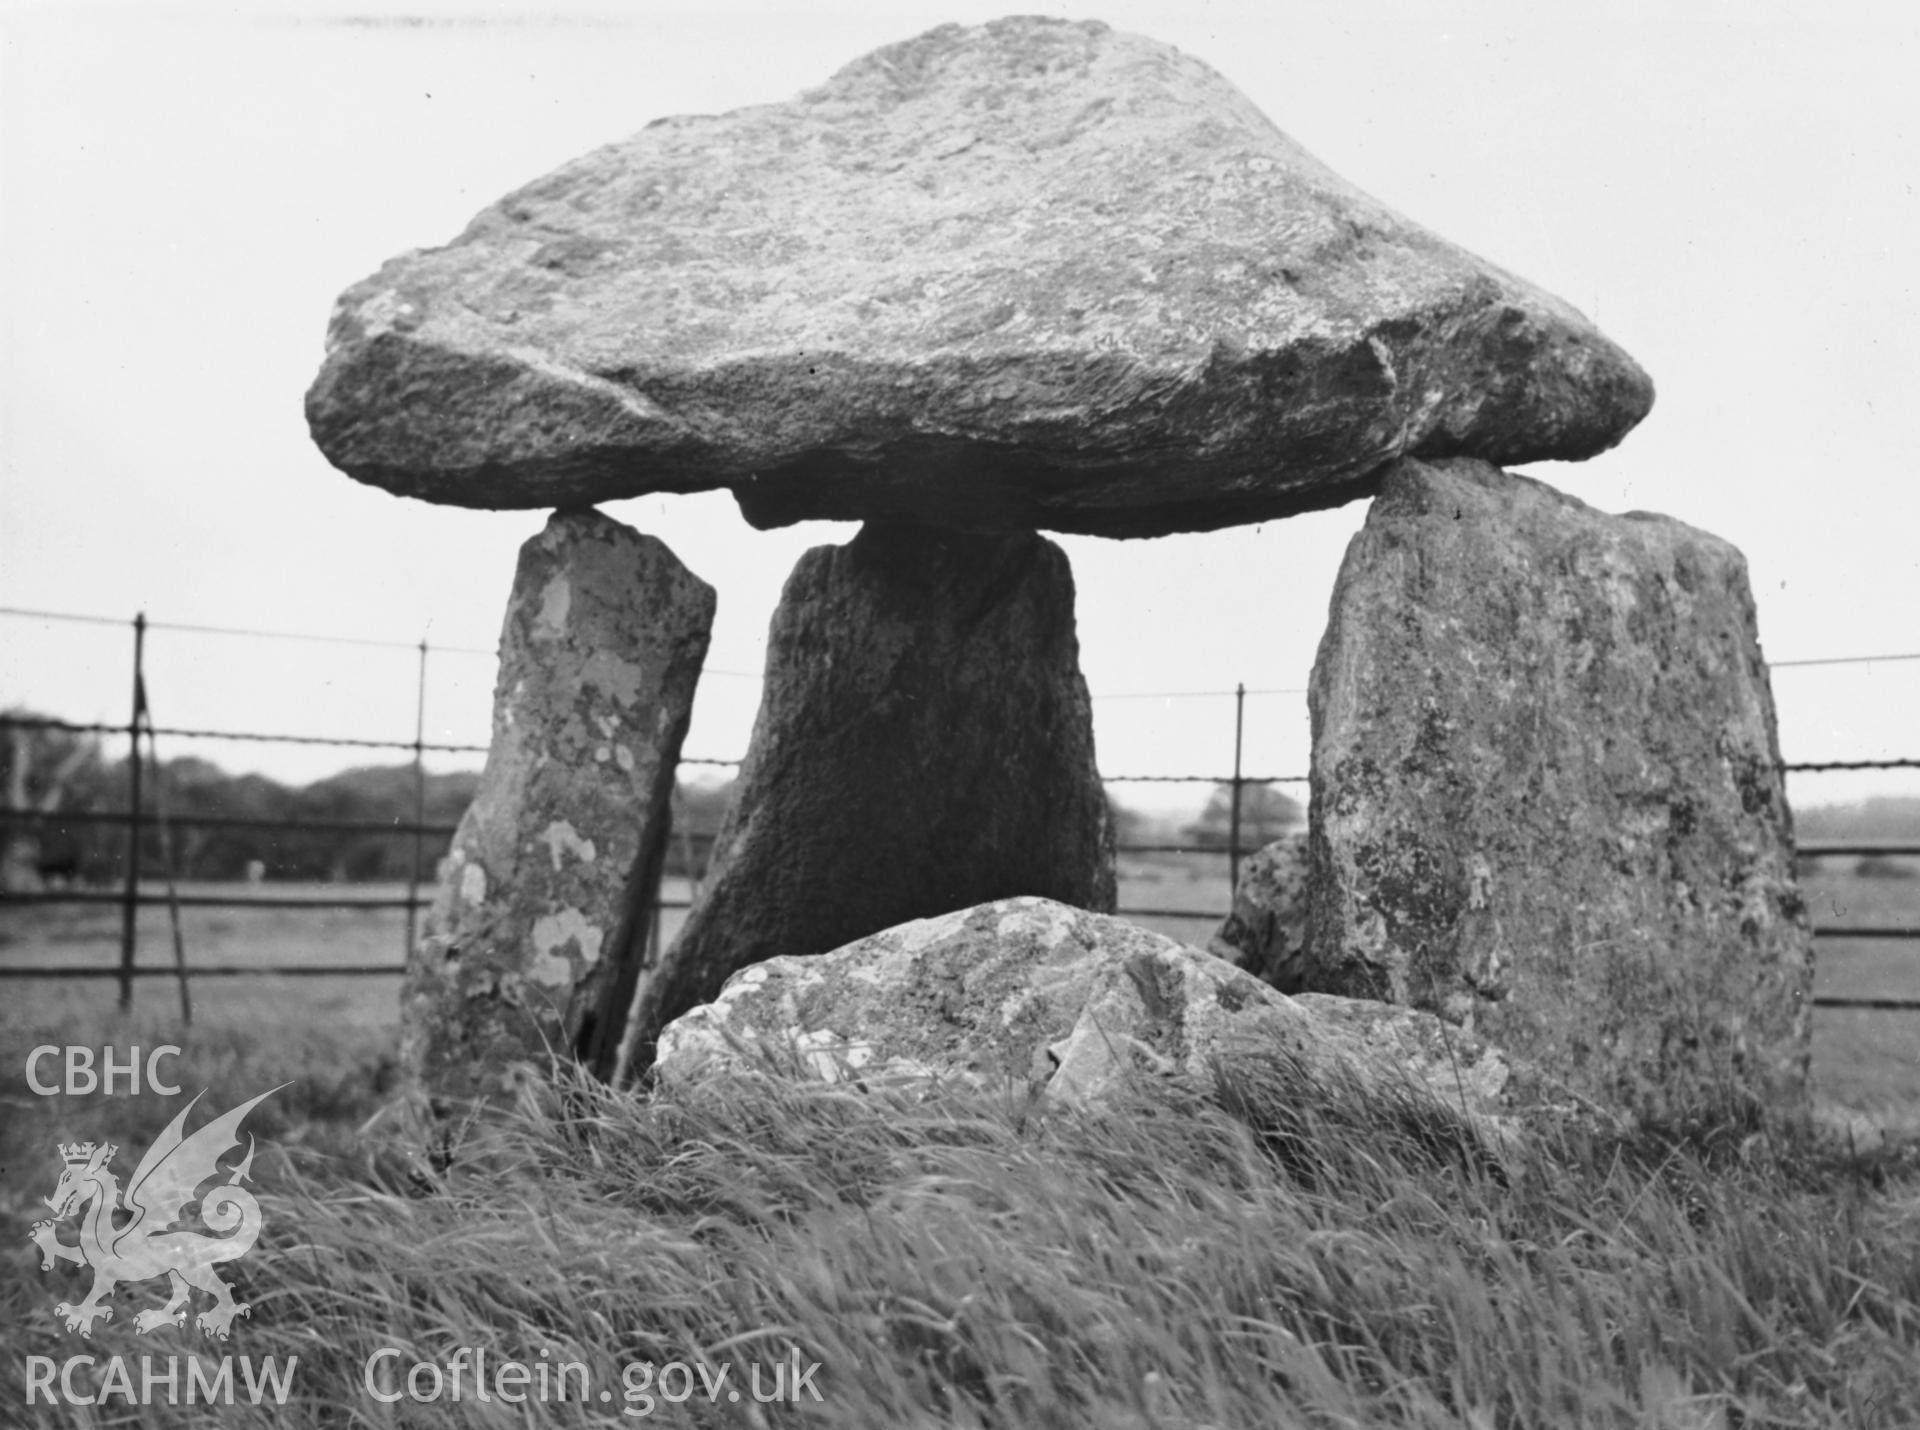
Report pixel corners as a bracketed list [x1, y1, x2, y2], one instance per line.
[1228, 682, 1246, 895]
[118, 611, 146, 1011]
[404, 637, 429, 960]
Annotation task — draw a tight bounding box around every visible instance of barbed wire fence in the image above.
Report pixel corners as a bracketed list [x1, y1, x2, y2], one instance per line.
[2, 604, 1917, 1016]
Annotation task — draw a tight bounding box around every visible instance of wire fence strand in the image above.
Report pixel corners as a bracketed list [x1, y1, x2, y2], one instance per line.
[4, 603, 1918, 1017]
[10, 603, 1914, 690]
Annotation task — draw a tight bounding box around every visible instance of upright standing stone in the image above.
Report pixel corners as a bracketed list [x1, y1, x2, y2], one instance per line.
[1306, 457, 1811, 1128]
[623, 522, 1114, 1075]
[404, 509, 714, 1108]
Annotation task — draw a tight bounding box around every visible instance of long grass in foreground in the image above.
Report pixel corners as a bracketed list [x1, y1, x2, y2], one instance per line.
[4, 1036, 1917, 1429]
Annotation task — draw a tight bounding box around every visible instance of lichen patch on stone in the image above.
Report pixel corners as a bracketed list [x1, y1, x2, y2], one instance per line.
[529, 907, 604, 986]
[540, 820, 598, 871]
[793, 1029, 875, 1082]
[537, 573, 571, 636]
[891, 908, 973, 956]
[581, 650, 645, 706]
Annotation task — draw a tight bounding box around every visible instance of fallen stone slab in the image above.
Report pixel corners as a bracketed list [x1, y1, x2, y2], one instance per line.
[1210, 834, 1312, 991]
[1305, 457, 1812, 1129]
[1288, 993, 1531, 1129]
[653, 897, 1534, 1148]
[306, 17, 1652, 539]
[621, 523, 1114, 1075]
[404, 509, 714, 1108]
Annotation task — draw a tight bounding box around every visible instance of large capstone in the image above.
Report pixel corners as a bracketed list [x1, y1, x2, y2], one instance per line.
[622, 522, 1114, 1074]
[306, 18, 1651, 539]
[404, 509, 714, 1108]
[1304, 457, 1812, 1128]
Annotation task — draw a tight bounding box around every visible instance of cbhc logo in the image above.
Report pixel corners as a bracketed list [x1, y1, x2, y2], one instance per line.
[26, 1046, 183, 1097]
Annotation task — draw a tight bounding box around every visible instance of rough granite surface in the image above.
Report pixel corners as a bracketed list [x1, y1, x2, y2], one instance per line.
[1305, 457, 1812, 1127]
[653, 897, 1530, 1143]
[306, 17, 1652, 537]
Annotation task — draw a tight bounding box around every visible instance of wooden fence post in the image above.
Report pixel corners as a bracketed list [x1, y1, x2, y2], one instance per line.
[404, 637, 429, 960]
[1228, 681, 1245, 895]
[118, 611, 146, 1011]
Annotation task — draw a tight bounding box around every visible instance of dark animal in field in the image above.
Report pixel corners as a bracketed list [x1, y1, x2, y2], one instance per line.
[36, 849, 83, 889]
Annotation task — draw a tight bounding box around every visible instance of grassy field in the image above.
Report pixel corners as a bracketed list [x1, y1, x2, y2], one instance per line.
[2, 1008, 1917, 1426]
[3, 858, 1917, 1425]
[3, 857, 1916, 1125]
[1796, 860, 1920, 1139]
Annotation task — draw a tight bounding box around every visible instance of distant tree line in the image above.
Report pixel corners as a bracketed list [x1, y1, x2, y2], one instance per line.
[1, 710, 483, 886]
[1795, 796, 1920, 844]
[0, 707, 747, 891]
[1796, 796, 1920, 879]
[1178, 782, 1302, 850]
[5, 707, 1338, 891]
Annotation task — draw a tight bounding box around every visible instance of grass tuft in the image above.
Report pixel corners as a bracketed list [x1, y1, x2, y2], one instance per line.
[3, 1018, 1917, 1427]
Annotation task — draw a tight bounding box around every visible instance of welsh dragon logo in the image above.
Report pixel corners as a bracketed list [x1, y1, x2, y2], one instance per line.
[29, 1084, 287, 1339]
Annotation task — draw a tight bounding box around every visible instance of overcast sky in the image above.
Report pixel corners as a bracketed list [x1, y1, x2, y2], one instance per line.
[2, 0, 1916, 816]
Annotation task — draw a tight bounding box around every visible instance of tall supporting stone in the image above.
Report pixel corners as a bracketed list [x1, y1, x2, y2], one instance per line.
[623, 521, 1115, 1076]
[1305, 457, 1811, 1128]
[404, 509, 714, 1108]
